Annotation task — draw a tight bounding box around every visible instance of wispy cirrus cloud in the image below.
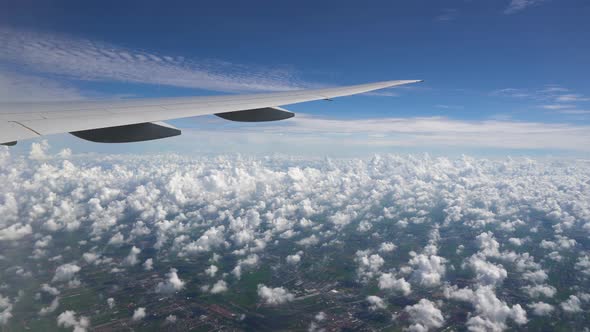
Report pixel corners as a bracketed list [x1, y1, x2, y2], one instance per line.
[172, 114, 590, 154]
[490, 86, 572, 100]
[490, 88, 532, 99]
[435, 9, 459, 22]
[0, 27, 316, 94]
[558, 110, 590, 115]
[491, 85, 590, 116]
[541, 104, 575, 110]
[0, 70, 85, 102]
[282, 115, 590, 151]
[556, 94, 590, 102]
[504, 0, 545, 14]
[435, 104, 464, 110]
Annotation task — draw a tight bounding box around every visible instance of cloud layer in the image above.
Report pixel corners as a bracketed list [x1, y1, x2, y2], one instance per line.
[0, 144, 589, 330]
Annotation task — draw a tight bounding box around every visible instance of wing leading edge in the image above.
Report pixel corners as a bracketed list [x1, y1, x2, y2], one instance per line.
[0, 79, 422, 145]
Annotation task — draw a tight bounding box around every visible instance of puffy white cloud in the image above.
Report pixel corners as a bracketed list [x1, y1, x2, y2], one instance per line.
[0, 294, 13, 325]
[366, 295, 386, 311]
[108, 232, 126, 246]
[56, 310, 89, 332]
[475, 232, 501, 258]
[541, 236, 577, 251]
[508, 237, 524, 246]
[315, 312, 326, 321]
[547, 251, 562, 262]
[58, 148, 72, 159]
[15, 266, 32, 278]
[81, 252, 98, 264]
[124, 246, 141, 266]
[0, 193, 18, 227]
[205, 265, 218, 277]
[41, 284, 60, 296]
[444, 285, 528, 331]
[29, 140, 50, 161]
[404, 299, 444, 332]
[578, 292, 590, 302]
[528, 302, 554, 316]
[355, 250, 385, 282]
[560, 295, 582, 313]
[155, 268, 185, 294]
[465, 256, 507, 286]
[210, 280, 228, 294]
[378, 273, 412, 295]
[39, 297, 59, 315]
[379, 242, 397, 253]
[107, 298, 115, 309]
[181, 226, 227, 255]
[132, 307, 146, 321]
[556, 236, 577, 250]
[297, 235, 319, 247]
[232, 254, 260, 279]
[286, 251, 302, 264]
[409, 253, 446, 287]
[330, 211, 354, 227]
[130, 221, 151, 238]
[52, 263, 81, 283]
[403, 228, 445, 290]
[257, 284, 295, 305]
[82, 252, 107, 265]
[522, 270, 548, 283]
[143, 258, 154, 271]
[522, 284, 556, 298]
[68, 278, 81, 288]
[357, 220, 372, 232]
[575, 255, 590, 276]
[0, 223, 32, 241]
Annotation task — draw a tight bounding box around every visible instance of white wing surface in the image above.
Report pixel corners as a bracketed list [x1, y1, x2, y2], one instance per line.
[0, 79, 422, 145]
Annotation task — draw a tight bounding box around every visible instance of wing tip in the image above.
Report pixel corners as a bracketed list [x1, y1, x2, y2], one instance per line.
[400, 79, 424, 84]
[382, 79, 424, 87]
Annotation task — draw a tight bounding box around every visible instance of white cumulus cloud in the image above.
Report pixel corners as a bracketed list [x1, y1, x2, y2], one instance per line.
[155, 268, 185, 294]
[132, 307, 146, 321]
[52, 263, 81, 283]
[257, 284, 295, 305]
[57, 310, 89, 332]
[404, 299, 445, 332]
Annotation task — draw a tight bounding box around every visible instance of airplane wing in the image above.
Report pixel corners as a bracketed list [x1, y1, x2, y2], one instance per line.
[0, 79, 422, 145]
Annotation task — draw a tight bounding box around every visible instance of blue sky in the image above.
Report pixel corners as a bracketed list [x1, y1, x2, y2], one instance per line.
[1, 0, 589, 156]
